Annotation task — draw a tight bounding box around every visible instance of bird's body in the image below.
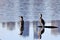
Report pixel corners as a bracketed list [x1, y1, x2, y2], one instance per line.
[20, 16, 24, 35]
[39, 14, 45, 39]
[40, 18, 45, 26]
[20, 20, 24, 32]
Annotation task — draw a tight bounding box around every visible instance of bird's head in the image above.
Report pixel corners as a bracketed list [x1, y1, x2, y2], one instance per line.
[20, 16, 23, 21]
[40, 14, 42, 19]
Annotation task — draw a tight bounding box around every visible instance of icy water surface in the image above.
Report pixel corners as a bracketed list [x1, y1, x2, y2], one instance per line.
[0, 21, 60, 40]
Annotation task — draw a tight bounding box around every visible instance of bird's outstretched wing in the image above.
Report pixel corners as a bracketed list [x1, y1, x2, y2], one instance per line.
[38, 26, 58, 28]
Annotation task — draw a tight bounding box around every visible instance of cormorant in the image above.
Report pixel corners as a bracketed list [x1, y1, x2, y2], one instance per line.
[39, 14, 45, 39]
[20, 16, 24, 35]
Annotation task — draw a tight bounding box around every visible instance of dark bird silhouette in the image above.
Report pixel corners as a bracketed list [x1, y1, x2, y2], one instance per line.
[38, 26, 58, 28]
[20, 16, 24, 35]
[40, 14, 45, 26]
[39, 14, 45, 39]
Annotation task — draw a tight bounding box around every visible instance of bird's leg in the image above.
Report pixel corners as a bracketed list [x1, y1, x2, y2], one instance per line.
[38, 28, 42, 39]
[38, 23, 44, 39]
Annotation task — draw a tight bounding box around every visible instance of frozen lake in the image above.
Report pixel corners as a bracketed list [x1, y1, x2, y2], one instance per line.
[0, 20, 60, 40]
